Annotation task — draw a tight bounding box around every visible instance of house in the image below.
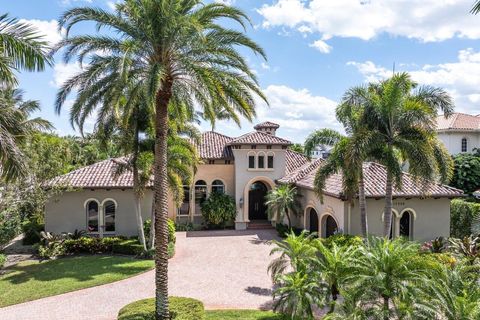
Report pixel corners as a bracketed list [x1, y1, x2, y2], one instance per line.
[436, 113, 480, 154]
[45, 121, 463, 242]
[309, 145, 332, 159]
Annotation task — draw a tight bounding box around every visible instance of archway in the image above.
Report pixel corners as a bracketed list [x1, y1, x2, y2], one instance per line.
[248, 181, 269, 221]
[322, 214, 338, 238]
[308, 208, 319, 235]
[399, 210, 413, 239]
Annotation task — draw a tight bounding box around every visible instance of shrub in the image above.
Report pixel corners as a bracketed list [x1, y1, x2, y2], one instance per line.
[275, 223, 304, 238]
[451, 153, 480, 195]
[421, 237, 447, 253]
[21, 219, 44, 245]
[168, 241, 175, 259]
[63, 237, 121, 254]
[321, 233, 363, 249]
[0, 211, 21, 248]
[117, 297, 205, 320]
[175, 222, 194, 231]
[144, 219, 175, 244]
[112, 239, 145, 256]
[200, 192, 236, 228]
[38, 242, 66, 259]
[0, 254, 6, 268]
[450, 199, 480, 238]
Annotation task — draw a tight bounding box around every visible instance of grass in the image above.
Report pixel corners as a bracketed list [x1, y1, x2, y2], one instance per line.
[0, 255, 154, 307]
[205, 310, 287, 320]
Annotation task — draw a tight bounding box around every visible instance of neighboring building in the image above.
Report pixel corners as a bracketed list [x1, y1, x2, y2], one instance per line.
[436, 113, 480, 154]
[46, 121, 463, 241]
[309, 145, 332, 159]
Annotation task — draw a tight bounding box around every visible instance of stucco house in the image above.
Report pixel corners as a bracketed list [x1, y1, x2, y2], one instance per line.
[46, 121, 463, 242]
[436, 112, 480, 154]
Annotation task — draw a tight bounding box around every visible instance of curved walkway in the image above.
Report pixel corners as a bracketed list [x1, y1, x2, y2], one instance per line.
[0, 229, 279, 320]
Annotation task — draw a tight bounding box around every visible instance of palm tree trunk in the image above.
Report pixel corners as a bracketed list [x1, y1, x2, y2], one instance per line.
[358, 167, 368, 237]
[154, 81, 172, 320]
[329, 284, 339, 313]
[149, 196, 155, 249]
[132, 124, 147, 251]
[285, 209, 291, 229]
[383, 296, 389, 320]
[134, 193, 147, 251]
[383, 171, 393, 238]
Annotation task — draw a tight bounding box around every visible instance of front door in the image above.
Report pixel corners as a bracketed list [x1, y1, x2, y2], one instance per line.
[248, 181, 268, 220]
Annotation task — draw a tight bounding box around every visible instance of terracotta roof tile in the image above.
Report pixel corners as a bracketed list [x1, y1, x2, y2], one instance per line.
[228, 131, 291, 145]
[281, 160, 464, 199]
[284, 150, 310, 175]
[254, 121, 280, 129]
[195, 131, 233, 160]
[436, 113, 480, 131]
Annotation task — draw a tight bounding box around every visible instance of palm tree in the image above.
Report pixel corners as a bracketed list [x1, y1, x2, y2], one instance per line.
[0, 87, 52, 181]
[358, 73, 454, 237]
[305, 100, 370, 237]
[352, 237, 432, 320]
[0, 14, 51, 86]
[265, 184, 301, 228]
[55, 1, 265, 317]
[471, 1, 480, 14]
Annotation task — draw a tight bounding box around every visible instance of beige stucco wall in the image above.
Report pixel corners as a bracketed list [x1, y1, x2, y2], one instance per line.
[45, 189, 176, 237]
[437, 131, 480, 154]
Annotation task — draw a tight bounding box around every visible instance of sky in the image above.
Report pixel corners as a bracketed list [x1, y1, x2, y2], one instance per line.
[3, 0, 480, 143]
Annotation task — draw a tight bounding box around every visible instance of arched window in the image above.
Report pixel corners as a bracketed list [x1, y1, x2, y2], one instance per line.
[461, 138, 468, 152]
[321, 214, 338, 238]
[178, 186, 190, 216]
[194, 180, 207, 214]
[267, 152, 274, 169]
[248, 151, 256, 169]
[257, 152, 265, 169]
[211, 180, 225, 194]
[103, 200, 116, 233]
[86, 200, 99, 233]
[399, 210, 414, 239]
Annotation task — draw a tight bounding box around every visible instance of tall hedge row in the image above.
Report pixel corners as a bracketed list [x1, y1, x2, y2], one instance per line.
[450, 199, 480, 238]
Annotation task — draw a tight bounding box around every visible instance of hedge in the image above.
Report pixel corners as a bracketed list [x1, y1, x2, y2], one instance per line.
[450, 199, 480, 238]
[117, 297, 205, 320]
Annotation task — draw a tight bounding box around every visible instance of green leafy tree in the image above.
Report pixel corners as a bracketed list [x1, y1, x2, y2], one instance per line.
[266, 184, 301, 228]
[359, 73, 454, 237]
[450, 153, 480, 195]
[55, 1, 265, 317]
[450, 199, 480, 238]
[0, 14, 51, 86]
[200, 192, 236, 228]
[289, 143, 304, 154]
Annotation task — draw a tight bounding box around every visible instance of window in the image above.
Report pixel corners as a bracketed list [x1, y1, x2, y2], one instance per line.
[251, 145, 257, 149]
[461, 138, 468, 152]
[248, 155, 255, 169]
[194, 180, 207, 214]
[178, 186, 190, 216]
[86, 200, 99, 233]
[399, 211, 413, 239]
[258, 155, 265, 169]
[267, 153, 274, 169]
[103, 200, 116, 232]
[211, 180, 225, 194]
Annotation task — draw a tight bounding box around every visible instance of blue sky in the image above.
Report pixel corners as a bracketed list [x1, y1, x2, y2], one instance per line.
[3, 0, 480, 143]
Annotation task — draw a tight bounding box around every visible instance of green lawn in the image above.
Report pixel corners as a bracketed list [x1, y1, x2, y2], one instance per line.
[0, 255, 154, 307]
[205, 310, 287, 320]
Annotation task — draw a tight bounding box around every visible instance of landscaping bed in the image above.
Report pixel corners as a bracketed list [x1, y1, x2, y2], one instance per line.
[0, 255, 154, 307]
[118, 298, 287, 320]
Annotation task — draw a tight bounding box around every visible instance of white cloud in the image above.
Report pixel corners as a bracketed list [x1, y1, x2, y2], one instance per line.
[309, 39, 332, 53]
[215, 0, 236, 5]
[199, 84, 341, 143]
[51, 62, 83, 88]
[106, 0, 120, 10]
[348, 48, 480, 114]
[19, 19, 64, 46]
[261, 62, 270, 70]
[61, 0, 92, 5]
[258, 0, 480, 46]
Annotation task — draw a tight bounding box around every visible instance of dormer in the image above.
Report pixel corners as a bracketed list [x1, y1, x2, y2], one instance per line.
[253, 121, 280, 136]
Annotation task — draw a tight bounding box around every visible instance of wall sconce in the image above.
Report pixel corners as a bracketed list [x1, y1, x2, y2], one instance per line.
[239, 197, 244, 208]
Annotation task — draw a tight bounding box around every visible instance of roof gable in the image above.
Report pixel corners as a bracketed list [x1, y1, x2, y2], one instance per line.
[195, 131, 233, 160]
[228, 131, 291, 145]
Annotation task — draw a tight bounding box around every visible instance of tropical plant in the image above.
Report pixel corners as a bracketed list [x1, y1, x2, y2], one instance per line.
[288, 143, 304, 154]
[0, 13, 51, 86]
[357, 73, 454, 236]
[265, 184, 301, 228]
[55, 1, 265, 318]
[450, 153, 480, 195]
[352, 237, 432, 320]
[200, 192, 236, 228]
[305, 103, 370, 236]
[450, 199, 480, 238]
[448, 235, 480, 265]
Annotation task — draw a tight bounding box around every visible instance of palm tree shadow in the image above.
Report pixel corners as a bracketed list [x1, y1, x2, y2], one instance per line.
[245, 286, 272, 296]
[2, 256, 149, 285]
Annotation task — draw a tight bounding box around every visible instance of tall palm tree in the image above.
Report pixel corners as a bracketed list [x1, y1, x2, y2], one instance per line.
[265, 184, 301, 229]
[471, 1, 480, 14]
[305, 97, 370, 236]
[0, 14, 51, 86]
[358, 73, 454, 237]
[0, 87, 52, 181]
[55, 1, 265, 318]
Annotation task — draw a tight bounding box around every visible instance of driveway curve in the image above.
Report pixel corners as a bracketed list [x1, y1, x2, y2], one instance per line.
[0, 229, 279, 320]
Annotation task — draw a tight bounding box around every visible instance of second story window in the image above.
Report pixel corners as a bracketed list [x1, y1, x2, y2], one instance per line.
[461, 138, 468, 152]
[248, 155, 255, 169]
[258, 154, 265, 169]
[267, 155, 274, 168]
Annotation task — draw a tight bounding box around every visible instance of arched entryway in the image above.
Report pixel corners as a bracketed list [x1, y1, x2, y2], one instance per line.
[399, 210, 414, 239]
[321, 214, 338, 238]
[248, 181, 269, 221]
[308, 208, 319, 234]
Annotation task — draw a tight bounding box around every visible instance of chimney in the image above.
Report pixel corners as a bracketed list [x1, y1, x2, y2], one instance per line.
[253, 121, 280, 136]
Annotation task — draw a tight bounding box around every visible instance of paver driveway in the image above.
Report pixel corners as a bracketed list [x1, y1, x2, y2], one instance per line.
[0, 229, 279, 320]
